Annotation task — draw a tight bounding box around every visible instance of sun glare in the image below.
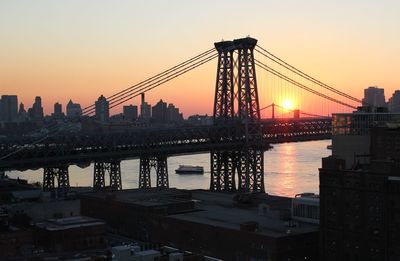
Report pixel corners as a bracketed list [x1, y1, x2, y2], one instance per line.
[282, 99, 294, 110]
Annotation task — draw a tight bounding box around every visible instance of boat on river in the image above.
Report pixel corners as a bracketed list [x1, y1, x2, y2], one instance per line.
[175, 165, 204, 174]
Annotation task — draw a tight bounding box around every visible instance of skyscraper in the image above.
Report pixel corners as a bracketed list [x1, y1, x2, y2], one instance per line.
[95, 95, 109, 122]
[29, 96, 44, 121]
[0, 95, 18, 122]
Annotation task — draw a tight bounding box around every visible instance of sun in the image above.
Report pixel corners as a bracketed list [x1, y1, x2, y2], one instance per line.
[282, 99, 294, 110]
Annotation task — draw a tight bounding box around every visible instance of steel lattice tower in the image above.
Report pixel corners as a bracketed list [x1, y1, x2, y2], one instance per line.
[43, 166, 70, 196]
[93, 161, 122, 191]
[139, 156, 169, 189]
[210, 37, 264, 193]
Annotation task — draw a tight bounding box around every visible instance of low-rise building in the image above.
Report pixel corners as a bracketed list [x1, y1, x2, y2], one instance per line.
[81, 188, 319, 260]
[35, 216, 106, 252]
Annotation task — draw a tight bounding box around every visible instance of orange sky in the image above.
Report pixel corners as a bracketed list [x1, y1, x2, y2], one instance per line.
[1, 1, 399, 117]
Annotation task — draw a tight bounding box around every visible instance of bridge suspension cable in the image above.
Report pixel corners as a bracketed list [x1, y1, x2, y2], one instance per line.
[254, 59, 358, 109]
[82, 48, 217, 114]
[255, 45, 362, 104]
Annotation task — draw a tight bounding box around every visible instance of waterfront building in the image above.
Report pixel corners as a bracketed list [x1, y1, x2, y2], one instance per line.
[321, 122, 400, 261]
[95, 95, 109, 123]
[331, 108, 400, 169]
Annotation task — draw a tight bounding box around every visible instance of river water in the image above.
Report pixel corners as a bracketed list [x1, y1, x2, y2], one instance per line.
[7, 140, 331, 197]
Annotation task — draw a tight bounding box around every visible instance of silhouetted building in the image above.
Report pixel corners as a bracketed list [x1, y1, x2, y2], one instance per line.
[320, 124, 400, 261]
[388, 90, 400, 112]
[320, 158, 400, 261]
[28, 96, 44, 121]
[18, 102, 28, 122]
[95, 95, 109, 123]
[0, 95, 18, 122]
[152, 99, 167, 123]
[187, 114, 213, 126]
[123, 105, 138, 122]
[362, 86, 387, 108]
[140, 93, 151, 120]
[52, 102, 64, 119]
[35, 216, 106, 253]
[66, 100, 82, 120]
[167, 103, 183, 123]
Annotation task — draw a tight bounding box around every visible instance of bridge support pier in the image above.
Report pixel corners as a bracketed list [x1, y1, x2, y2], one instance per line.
[93, 161, 122, 191]
[139, 156, 169, 189]
[210, 151, 237, 191]
[43, 166, 70, 196]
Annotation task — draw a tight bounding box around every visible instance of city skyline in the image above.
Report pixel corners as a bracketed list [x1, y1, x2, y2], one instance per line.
[1, 1, 399, 117]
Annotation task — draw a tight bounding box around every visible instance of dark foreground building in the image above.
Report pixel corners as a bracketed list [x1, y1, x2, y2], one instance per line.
[320, 125, 400, 261]
[81, 189, 319, 261]
[35, 216, 106, 252]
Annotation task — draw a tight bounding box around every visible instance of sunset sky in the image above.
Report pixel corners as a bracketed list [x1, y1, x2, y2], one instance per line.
[1, 0, 399, 117]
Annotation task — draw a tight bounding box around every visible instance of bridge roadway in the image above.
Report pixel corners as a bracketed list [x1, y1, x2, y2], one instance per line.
[0, 118, 331, 171]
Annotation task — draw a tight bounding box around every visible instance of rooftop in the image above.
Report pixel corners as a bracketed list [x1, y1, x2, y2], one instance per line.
[168, 190, 318, 238]
[83, 188, 318, 238]
[36, 216, 105, 231]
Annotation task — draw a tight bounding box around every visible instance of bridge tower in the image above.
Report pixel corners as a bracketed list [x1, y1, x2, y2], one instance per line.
[210, 37, 264, 193]
[93, 160, 122, 191]
[139, 156, 169, 189]
[43, 165, 70, 196]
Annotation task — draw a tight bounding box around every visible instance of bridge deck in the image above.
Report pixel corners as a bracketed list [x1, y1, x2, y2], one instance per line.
[0, 118, 331, 171]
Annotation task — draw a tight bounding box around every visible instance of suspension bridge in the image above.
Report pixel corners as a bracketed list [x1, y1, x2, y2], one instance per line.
[0, 37, 359, 194]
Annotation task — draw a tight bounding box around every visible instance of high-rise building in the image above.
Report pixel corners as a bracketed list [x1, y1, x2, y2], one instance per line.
[95, 95, 109, 123]
[0, 95, 18, 122]
[320, 125, 400, 261]
[29, 96, 44, 121]
[66, 100, 82, 120]
[18, 102, 28, 122]
[388, 90, 400, 112]
[123, 105, 138, 122]
[152, 99, 167, 123]
[140, 93, 151, 120]
[362, 86, 387, 108]
[52, 102, 64, 119]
